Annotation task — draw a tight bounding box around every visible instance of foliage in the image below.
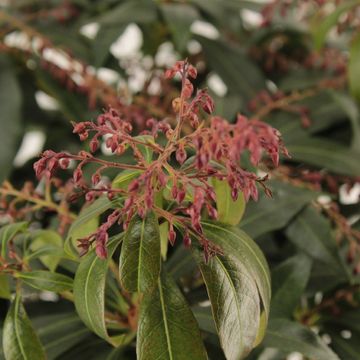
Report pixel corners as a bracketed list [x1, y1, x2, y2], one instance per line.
[0, 1, 360, 359]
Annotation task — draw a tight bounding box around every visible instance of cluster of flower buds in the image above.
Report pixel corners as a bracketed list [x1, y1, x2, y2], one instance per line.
[34, 60, 288, 260]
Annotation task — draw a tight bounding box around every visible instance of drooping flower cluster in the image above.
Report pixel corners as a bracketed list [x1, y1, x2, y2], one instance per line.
[34, 60, 288, 260]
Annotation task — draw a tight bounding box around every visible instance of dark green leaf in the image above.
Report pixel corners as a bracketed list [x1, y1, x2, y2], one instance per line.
[119, 211, 161, 293]
[201, 222, 271, 320]
[239, 181, 316, 238]
[264, 319, 339, 360]
[0, 55, 22, 183]
[73, 235, 123, 345]
[285, 206, 349, 279]
[270, 254, 312, 319]
[161, 4, 199, 52]
[16, 271, 73, 292]
[3, 295, 46, 360]
[137, 273, 207, 360]
[193, 246, 261, 359]
[287, 138, 360, 176]
[0, 274, 11, 299]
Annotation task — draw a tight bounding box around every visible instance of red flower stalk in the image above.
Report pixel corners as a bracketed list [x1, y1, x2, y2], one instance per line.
[34, 59, 288, 260]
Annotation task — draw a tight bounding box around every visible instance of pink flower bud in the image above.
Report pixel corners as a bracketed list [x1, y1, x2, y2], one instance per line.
[183, 232, 191, 248]
[90, 138, 99, 153]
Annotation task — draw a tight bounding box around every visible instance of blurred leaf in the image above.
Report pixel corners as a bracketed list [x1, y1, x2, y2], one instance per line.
[30, 230, 64, 271]
[270, 254, 312, 319]
[264, 319, 339, 360]
[3, 295, 46, 360]
[137, 273, 207, 360]
[159, 221, 169, 260]
[112, 169, 141, 189]
[212, 178, 246, 225]
[65, 196, 113, 258]
[285, 206, 349, 279]
[192, 306, 217, 335]
[329, 91, 360, 151]
[73, 235, 123, 345]
[312, 0, 359, 49]
[16, 271, 73, 292]
[329, 333, 360, 360]
[240, 181, 317, 238]
[0, 222, 28, 258]
[0, 274, 10, 299]
[349, 31, 360, 103]
[193, 244, 261, 359]
[287, 138, 360, 176]
[0, 55, 22, 183]
[96, 0, 157, 26]
[119, 212, 161, 293]
[165, 244, 197, 280]
[161, 4, 199, 52]
[197, 36, 265, 102]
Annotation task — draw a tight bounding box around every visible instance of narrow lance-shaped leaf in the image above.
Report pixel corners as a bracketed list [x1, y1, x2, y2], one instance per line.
[119, 211, 161, 293]
[3, 295, 46, 360]
[137, 272, 207, 360]
[73, 235, 123, 346]
[264, 319, 339, 360]
[193, 246, 260, 360]
[15, 271, 73, 293]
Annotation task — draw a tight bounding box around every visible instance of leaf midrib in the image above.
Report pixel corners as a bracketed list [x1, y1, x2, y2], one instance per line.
[14, 296, 28, 360]
[137, 219, 146, 292]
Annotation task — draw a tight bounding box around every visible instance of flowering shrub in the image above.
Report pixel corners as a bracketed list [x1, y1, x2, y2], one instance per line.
[0, 1, 360, 360]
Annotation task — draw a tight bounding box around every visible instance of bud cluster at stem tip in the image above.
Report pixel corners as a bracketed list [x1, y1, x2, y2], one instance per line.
[34, 59, 288, 260]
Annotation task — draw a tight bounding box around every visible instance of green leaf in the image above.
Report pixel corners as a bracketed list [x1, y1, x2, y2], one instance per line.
[137, 273, 207, 360]
[312, 0, 359, 49]
[159, 221, 169, 260]
[0, 222, 28, 258]
[15, 271, 73, 293]
[201, 222, 271, 319]
[270, 254, 312, 319]
[197, 36, 265, 102]
[264, 319, 339, 360]
[73, 235, 123, 345]
[193, 246, 261, 359]
[161, 4, 199, 52]
[240, 181, 316, 238]
[119, 212, 161, 293]
[30, 230, 64, 272]
[0, 55, 22, 183]
[286, 138, 360, 176]
[112, 169, 141, 189]
[3, 295, 46, 360]
[212, 178, 246, 225]
[285, 206, 349, 278]
[0, 273, 11, 299]
[65, 196, 112, 258]
[349, 31, 360, 103]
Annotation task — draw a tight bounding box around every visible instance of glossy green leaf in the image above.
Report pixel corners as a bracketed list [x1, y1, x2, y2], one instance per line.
[65, 196, 112, 258]
[0, 222, 28, 258]
[15, 271, 73, 292]
[137, 273, 207, 360]
[3, 295, 46, 360]
[193, 246, 260, 359]
[0, 274, 11, 299]
[30, 230, 64, 272]
[287, 138, 360, 176]
[349, 31, 360, 103]
[240, 181, 316, 238]
[119, 212, 161, 293]
[312, 0, 359, 49]
[161, 4, 199, 52]
[270, 254, 312, 319]
[73, 235, 123, 345]
[0, 55, 22, 183]
[264, 319, 339, 360]
[286, 206, 349, 278]
[212, 178, 246, 225]
[201, 222, 271, 320]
